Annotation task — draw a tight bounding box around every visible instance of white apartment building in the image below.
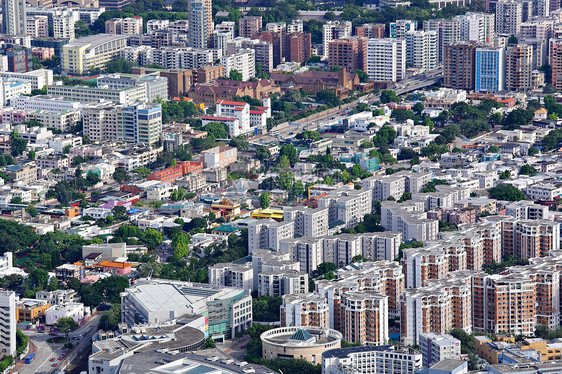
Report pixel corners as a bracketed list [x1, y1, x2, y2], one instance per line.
[53, 15, 76, 40]
[0, 291, 16, 356]
[322, 346, 423, 374]
[257, 270, 308, 297]
[525, 183, 562, 201]
[208, 263, 253, 291]
[248, 219, 295, 253]
[381, 201, 439, 242]
[455, 12, 495, 43]
[423, 19, 461, 62]
[322, 21, 352, 57]
[363, 174, 406, 201]
[419, 333, 461, 367]
[284, 207, 329, 237]
[496, 0, 524, 35]
[220, 49, 255, 81]
[27, 109, 81, 132]
[390, 20, 418, 39]
[366, 38, 406, 82]
[151, 47, 215, 70]
[317, 189, 373, 229]
[505, 200, 550, 219]
[26, 15, 48, 38]
[251, 249, 300, 291]
[121, 45, 154, 67]
[147, 19, 170, 33]
[215, 100, 250, 137]
[405, 30, 438, 71]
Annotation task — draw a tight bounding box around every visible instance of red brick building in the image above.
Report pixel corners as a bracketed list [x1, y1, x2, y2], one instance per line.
[284, 32, 312, 64]
[147, 161, 203, 183]
[328, 37, 368, 72]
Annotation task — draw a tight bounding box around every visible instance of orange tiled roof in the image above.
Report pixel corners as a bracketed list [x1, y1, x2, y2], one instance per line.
[94, 260, 131, 269]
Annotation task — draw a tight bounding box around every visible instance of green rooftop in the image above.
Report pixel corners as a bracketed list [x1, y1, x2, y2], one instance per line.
[289, 329, 314, 341]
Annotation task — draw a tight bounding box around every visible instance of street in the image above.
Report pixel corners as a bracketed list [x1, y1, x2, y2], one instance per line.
[17, 313, 103, 374]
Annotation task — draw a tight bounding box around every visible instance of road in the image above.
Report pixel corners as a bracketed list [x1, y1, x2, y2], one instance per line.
[17, 331, 66, 374]
[267, 69, 444, 140]
[18, 313, 103, 374]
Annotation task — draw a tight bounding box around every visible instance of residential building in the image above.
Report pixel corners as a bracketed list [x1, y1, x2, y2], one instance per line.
[366, 38, 406, 82]
[220, 49, 255, 81]
[455, 12, 495, 43]
[257, 270, 308, 297]
[390, 20, 418, 39]
[248, 219, 295, 253]
[53, 15, 76, 40]
[328, 37, 368, 72]
[281, 293, 330, 328]
[26, 15, 48, 38]
[283, 207, 329, 238]
[423, 19, 461, 62]
[496, 0, 523, 35]
[55, 263, 85, 282]
[0, 291, 16, 356]
[505, 44, 533, 91]
[402, 275, 472, 345]
[189, 0, 213, 48]
[443, 42, 477, 91]
[6, 48, 31, 73]
[340, 291, 388, 345]
[322, 21, 352, 58]
[45, 302, 87, 325]
[472, 272, 536, 336]
[551, 38, 562, 90]
[61, 34, 128, 75]
[284, 32, 312, 64]
[419, 333, 461, 367]
[3, 0, 26, 36]
[238, 16, 262, 38]
[405, 30, 438, 70]
[209, 263, 253, 291]
[356, 23, 386, 38]
[475, 46, 505, 92]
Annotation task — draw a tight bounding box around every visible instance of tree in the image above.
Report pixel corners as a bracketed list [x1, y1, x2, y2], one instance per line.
[204, 121, 230, 139]
[292, 180, 304, 198]
[316, 90, 341, 107]
[488, 145, 499, 153]
[276, 171, 294, 191]
[253, 295, 282, 321]
[508, 34, 518, 45]
[87, 172, 101, 186]
[499, 170, 511, 179]
[412, 102, 424, 114]
[528, 146, 539, 156]
[133, 167, 152, 178]
[380, 90, 400, 104]
[141, 228, 163, 251]
[488, 184, 525, 201]
[278, 155, 290, 169]
[519, 164, 538, 176]
[259, 192, 271, 209]
[99, 303, 121, 331]
[105, 58, 134, 74]
[27, 150, 36, 160]
[352, 69, 369, 83]
[279, 144, 297, 164]
[10, 131, 27, 156]
[229, 69, 243, 81]
[229, 136, 249, 150]
[255, 145, 271, 161]
[113, 168, 130, 184]
[10, 197, 23, 204]
[55, 317, 78, 345]
[26, 204, 37, 217]
[172, 232, 190, 258]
